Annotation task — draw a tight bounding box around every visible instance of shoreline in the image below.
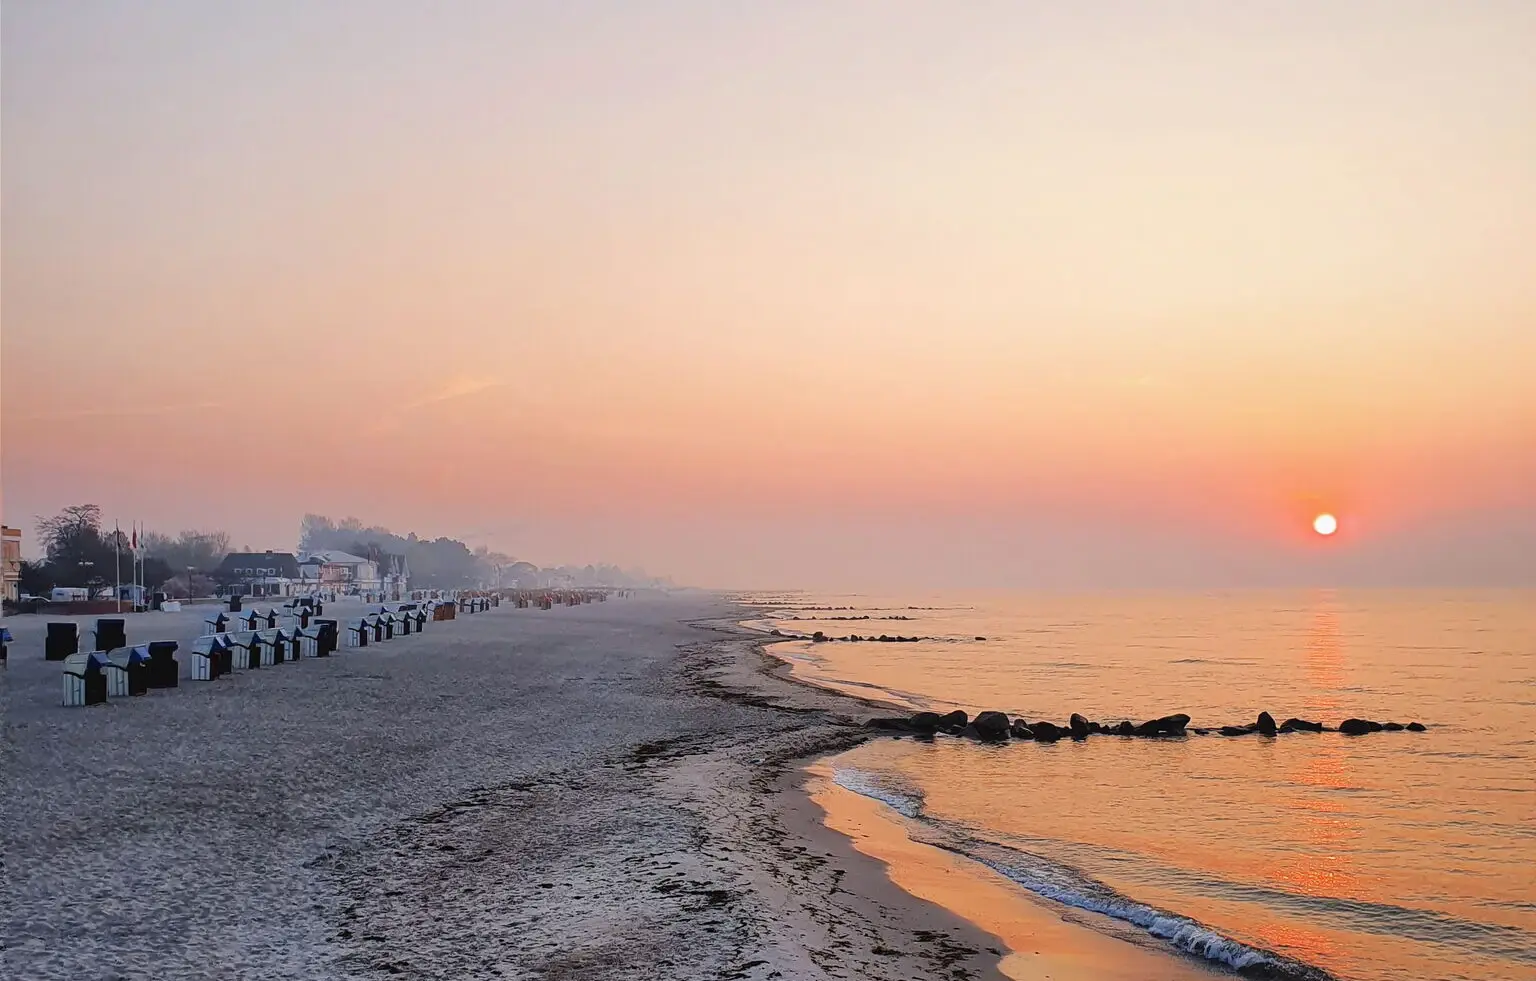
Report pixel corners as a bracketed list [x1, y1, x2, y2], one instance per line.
[705, 613, 1225, 981]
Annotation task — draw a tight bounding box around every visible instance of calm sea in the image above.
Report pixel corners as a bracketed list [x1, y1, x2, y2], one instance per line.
[745, 590, 1536, 981]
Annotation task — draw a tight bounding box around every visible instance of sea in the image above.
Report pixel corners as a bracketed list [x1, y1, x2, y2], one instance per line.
[742, 590, 1536, 981]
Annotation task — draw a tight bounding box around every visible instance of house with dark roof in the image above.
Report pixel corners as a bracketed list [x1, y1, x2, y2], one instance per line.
[214, 550, 303, 598]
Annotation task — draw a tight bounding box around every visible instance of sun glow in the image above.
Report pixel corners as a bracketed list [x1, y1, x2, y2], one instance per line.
[1313, 513, 1339, 536]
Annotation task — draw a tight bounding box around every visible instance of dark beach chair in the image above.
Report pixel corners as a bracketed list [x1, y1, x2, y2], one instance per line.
[47, 622, 81, 661]
[146, 640, 180, 688]
[94, 618, 127, 653]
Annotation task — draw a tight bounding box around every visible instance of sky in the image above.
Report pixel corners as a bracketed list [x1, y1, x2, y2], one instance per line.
[3, 1, 1534, 589]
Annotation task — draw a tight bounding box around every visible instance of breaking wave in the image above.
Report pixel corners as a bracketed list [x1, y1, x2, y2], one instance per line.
[831, 766, 1339, 981]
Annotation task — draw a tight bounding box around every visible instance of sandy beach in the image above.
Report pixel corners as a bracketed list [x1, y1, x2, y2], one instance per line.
[0, 594, 1030, 980]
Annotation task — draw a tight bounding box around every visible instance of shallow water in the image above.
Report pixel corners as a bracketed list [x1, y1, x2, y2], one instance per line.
[751, 590, 1536, 981]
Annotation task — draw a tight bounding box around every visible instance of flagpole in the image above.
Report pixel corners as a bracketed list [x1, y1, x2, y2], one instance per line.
[115, 521, 122, 613]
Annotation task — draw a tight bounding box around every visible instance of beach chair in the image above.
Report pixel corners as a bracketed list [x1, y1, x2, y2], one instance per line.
[313, 619, 338, 656]
[396, 611, 413, 636]
[345, 618, 369, 648]
[94, 618, 127, 653]
[62, 651, 108, 706]
[379, 612, 397, 640]
[227, 631, 261, 670]
[253, 629, 280, 667]
[146, 640, 180, 688]
[369, 616, 386, 644]
[204, 612, 230, 635]
[237, 610, 261, 632]
[0, 625, 11, 664]
[261, 609, 279, 630]
[47, 622, 81, 661]
[292, 624, 321, 657]
[191, 635, 225, 681]
[105, 647, 151, 697]
[273, 628, 298, 663]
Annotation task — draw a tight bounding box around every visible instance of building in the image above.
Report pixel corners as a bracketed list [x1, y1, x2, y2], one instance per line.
[297, 550, 381, 595]
[2, 525, 21, 603]
[215, 550, 303, 598]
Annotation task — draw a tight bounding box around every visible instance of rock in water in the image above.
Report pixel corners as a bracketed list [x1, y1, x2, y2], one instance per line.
[866, 717, 912, 732]
[1406, 722, 1427, 732]
[1382, 722, 1405, 731]
[937, 709, 969, 733]
[1257, 712, 1277, 736]
[1135, 714, 1191, 737]
[1338, 718, 1382, 735]
[1281, 718, 1324, 732]
[1010, 719, 1034, 739]
[908, 711, 943, 732]
[1031, 721, 1064, 742]
[1113, 721, 1136, 736]
[1219, 726, 1252, 736]
[972, 711, 1011, 741]
[1069, 713, 1091, 740]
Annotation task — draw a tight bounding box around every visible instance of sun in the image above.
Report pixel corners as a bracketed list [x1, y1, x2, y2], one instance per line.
[1313, 513, 1339, 536]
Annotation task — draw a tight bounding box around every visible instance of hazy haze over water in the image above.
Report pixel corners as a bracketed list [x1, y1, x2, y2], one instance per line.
[3, 2, 1533, 587]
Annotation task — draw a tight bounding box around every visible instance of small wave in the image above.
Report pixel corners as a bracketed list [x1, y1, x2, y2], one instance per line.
[831, 768, 925, 818]
[833, 773, 1338, 981]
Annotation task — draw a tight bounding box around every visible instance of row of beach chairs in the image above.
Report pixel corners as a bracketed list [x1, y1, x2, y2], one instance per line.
[61, 599, 479, 706]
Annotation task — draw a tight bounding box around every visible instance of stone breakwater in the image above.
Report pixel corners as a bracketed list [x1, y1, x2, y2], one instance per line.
[866, 709, 1428, 742]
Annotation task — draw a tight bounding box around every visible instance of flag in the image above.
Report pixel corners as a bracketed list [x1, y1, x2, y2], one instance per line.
[131, 523, 138, 551]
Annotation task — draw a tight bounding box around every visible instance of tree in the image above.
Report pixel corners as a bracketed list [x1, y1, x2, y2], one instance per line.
[139, 557, 175, 591]
[36, 504, 118, 596]
[18, 560, 56, 596]
[141, 528, 232, 573]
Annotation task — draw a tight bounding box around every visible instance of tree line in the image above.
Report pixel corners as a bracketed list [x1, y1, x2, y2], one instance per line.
[298, 514, 661, 589]
[16, 504, 232, 599]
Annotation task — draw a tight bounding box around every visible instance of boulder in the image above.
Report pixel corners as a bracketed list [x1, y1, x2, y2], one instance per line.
[1112, 721, 1136, 736]
[1338, 718, 1382, 735]
[812, 631, 827, 642]
[1031, 721, 1064, 742]
[1219, 726, 1252, 736]
[974, 636, 987, 641]
[1406, 722, 1427, 732]
[1010, 719, 1034, 739]
[1257, 712, 1277, 736]
[865, 717, 912, 732]
[769, 629, 782, 636]
[972, 711, 1011, 741]
[908, 711, 943, 732]
[1382, 722, 1405, 731]
[937, 710, 968, 732]
[1069, 713, 1091, 740]
[1281, 718, 1323, 732]
[1191, 728, 1210, 735]
[1135, 714, 1190, 737]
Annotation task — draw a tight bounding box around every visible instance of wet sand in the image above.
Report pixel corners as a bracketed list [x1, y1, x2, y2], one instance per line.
[0, 594, 1015, 980]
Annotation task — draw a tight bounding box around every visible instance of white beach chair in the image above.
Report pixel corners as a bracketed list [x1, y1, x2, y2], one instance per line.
[345, 618, 369, 648]
[62, 652, 108, 706]
[227, 631, 260, 670]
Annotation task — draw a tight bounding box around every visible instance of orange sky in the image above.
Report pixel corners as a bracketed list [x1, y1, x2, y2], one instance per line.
[3, 2, 1534, 587]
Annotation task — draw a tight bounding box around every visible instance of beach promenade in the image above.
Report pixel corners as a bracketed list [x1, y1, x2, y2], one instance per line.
[0, 593, 1007, 981]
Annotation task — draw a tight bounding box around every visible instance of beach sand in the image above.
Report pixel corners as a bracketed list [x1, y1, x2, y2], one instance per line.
[1, 595, 1202, 979]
